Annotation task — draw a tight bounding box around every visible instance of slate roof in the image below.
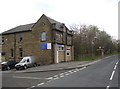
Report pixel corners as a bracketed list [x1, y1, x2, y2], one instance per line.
[2, 14, 72, 35]
[2, 23, 34, 35]
[46, 15, 64, 31]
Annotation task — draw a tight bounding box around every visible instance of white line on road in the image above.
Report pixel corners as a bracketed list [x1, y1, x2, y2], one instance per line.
[65, 73, 70, 76]
[116, 61, 119, 65]
[47, 77, 53, 80]
[53, 75, 59, 77]
[59, 75, 64, 77]
[75, 68, 80, 71]
[114, 65, 117, 70]
[47, 80, 52, 82]
[80, 66, 86, 70]
[110, 70, 115, 80]
[31, 86, 35, 88]
[53, 77, 59, 80]
[37, 83, 45, 86]
[68, 70, 73, 73]
[73, 70, 77, 72]
[59, 73, 65, 75]
[64, 72, 69, 74]
[106, 61, 118, 89]
[106, 86, 110, 89]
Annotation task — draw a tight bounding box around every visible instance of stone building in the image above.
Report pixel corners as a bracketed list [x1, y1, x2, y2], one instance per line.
[1, 14, 74, 64]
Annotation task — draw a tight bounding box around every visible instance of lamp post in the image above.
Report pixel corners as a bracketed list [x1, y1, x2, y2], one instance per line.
[91, 37, 97, 59]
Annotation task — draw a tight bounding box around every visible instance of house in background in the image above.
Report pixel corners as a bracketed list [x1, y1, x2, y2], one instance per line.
[1, 14, 74, 65]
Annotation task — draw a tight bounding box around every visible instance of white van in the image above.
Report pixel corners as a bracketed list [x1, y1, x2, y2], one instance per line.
[15, 56, 37, 70]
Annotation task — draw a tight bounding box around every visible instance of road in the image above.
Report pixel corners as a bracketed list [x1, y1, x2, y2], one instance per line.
[2, 55, 119, 89]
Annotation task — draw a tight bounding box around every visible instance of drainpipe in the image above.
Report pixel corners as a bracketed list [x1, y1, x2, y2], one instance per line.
[14, 33, 16, 62]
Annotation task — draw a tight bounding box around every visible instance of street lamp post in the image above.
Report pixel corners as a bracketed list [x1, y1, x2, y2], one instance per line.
[91, 37, 97, 59]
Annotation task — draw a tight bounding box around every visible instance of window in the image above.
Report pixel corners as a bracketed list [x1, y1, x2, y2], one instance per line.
[20, 37, 23, 42]
[2, 37, 4, 44]
[67, 35, 72, 45]
[19, 34, 23, 42]
[56, 32, 63, 43]
[58, 45, 64, 51]
[2, 52, 5, 56]
[27, 59, 29, 62]
[19, 48, 23, 57]
[10, 49, 14, 57]
[41, 32, 46, 41]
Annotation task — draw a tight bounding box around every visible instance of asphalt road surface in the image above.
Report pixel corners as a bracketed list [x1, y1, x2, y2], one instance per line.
[2, 55, 119, 89]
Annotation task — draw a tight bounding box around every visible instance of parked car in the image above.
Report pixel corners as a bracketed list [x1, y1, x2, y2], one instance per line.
[15, 56, 37, 70]
[1, 60, 17, 71]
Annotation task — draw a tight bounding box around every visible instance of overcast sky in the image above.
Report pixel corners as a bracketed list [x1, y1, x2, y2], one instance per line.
[0, 0, 119, 39]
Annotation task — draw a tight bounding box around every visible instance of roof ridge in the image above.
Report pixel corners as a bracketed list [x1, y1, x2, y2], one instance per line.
[44, 15, 62, 24]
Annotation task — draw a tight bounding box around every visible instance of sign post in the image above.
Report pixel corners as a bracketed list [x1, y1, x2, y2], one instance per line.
[97, 46, 104, 58]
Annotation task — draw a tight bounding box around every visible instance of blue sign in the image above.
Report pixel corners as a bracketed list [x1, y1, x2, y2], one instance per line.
[41, 43, 47, 50]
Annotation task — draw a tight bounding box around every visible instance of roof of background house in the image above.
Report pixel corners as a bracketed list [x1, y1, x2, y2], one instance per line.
[2, 14, 71, 35]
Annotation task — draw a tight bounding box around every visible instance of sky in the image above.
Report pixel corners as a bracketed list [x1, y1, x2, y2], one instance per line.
[0, 0, 119, 39]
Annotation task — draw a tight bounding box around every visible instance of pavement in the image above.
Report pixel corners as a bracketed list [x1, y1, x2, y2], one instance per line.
[16, 57, 106, 73]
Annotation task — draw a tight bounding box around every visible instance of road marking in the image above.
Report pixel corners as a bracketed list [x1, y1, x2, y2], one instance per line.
[53, 75, 59, 77]
[75, 68, 79, 71]
[106, 61, 118, 89]
[13, 76, 49, 80]
[73, 70, 77, 72]
[116, 61, 119, 65]
[47, 77, 53, 80]
[59, 73, 64, 75]
[110, 70, 115, 80]
[65, 73, 70, 76]
[106, 86, 110, 89]
[28, 66, 88, 89]
[47, 80, 52, 82]
[80, 66, 86, 70]
[114, 65, 117, 70]
[68, 70, 73, 73]
[31, 86, 35, 88]
[53, 77, 59, 80]
[60, 75, 64, 77]
[64, 72, 69, 74]
[37, 83, 45, 86]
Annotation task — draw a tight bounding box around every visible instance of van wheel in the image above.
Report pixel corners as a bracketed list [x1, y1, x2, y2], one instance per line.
[24, 65, 27, 69]
[34, 63, 37, 67]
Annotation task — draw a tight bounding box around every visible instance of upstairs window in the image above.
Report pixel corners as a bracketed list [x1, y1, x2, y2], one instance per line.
[20, 37, 23, 42]
[2, 37, 4, 44]
[56, 32, 63, 43]
[41, 32, 46, 41]
[67, 35, 72, 45]
[19, 34, 23, 42]
[19, 48, 23, 57]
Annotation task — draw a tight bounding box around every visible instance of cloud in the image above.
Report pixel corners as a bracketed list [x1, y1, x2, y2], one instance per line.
[0, 0, 118, 39]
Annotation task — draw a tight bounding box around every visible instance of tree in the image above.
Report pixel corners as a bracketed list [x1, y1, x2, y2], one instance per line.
[70, 24, 117, 61]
